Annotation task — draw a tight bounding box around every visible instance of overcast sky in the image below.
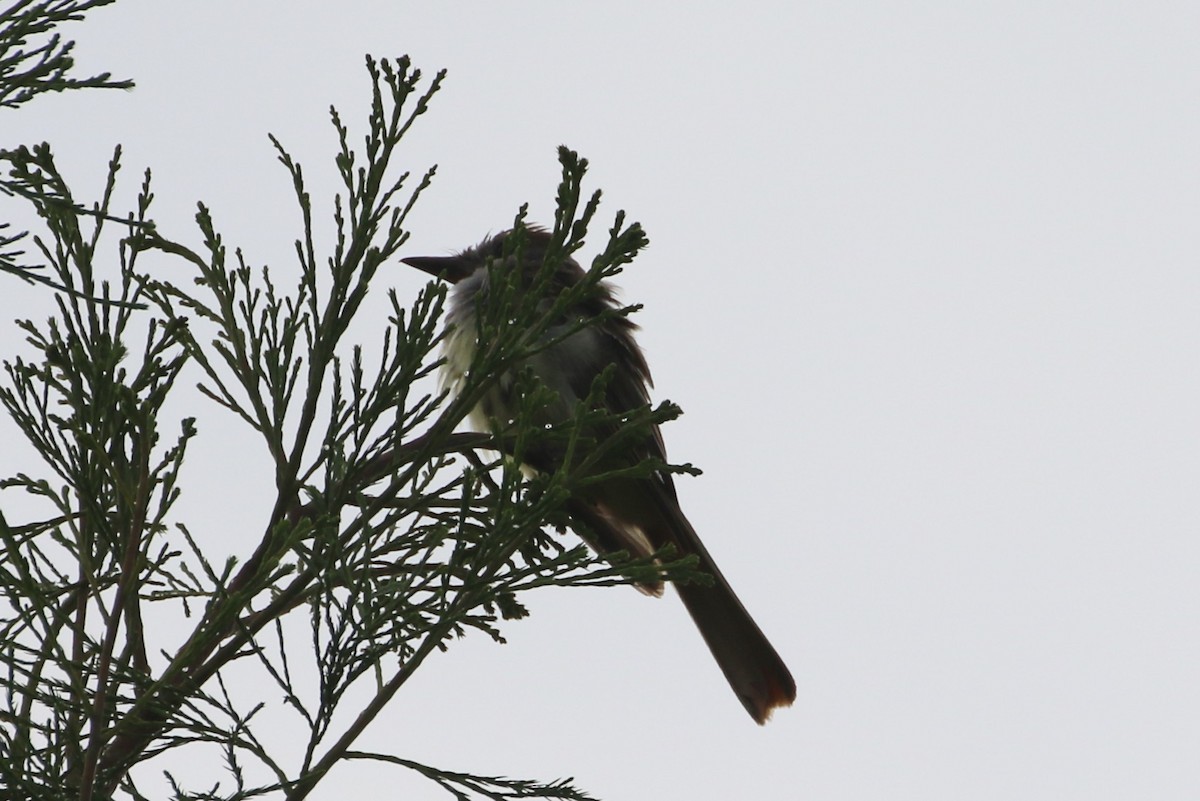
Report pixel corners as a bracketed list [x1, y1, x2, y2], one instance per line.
[3, 2, 1199, 799]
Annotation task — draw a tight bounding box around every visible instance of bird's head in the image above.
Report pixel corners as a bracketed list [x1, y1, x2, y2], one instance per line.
[401, 227, 559, 285]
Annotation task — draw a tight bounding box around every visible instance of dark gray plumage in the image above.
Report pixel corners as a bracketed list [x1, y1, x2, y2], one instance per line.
[402, 228, 795, 723]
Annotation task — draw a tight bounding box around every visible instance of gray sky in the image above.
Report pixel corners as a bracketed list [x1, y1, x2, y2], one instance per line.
[3, 2, 1199, 799]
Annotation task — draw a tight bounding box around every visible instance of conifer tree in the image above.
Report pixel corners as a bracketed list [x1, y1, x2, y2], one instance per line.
[1, 9, 691, 799]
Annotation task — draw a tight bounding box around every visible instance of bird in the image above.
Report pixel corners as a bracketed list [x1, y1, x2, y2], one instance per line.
[401, 226, 795, 723]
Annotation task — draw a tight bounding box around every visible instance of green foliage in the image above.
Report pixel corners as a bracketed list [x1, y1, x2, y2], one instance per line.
[0, 54, 689, 801]
[1, 0, 135, 292]
[0, 0, 132, 111]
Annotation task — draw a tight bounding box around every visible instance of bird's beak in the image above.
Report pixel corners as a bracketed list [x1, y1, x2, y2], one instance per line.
[401, 254, 475, 284]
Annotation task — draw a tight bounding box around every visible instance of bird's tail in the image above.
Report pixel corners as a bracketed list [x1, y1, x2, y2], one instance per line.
[665, 508, 797, 724]
[576, 477, 797, 723]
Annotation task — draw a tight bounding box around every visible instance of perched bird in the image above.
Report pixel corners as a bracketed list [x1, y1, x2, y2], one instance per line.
[402, 227, 795, 723]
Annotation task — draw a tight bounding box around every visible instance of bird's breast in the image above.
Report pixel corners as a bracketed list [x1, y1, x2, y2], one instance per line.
[442, 297, 604, 432]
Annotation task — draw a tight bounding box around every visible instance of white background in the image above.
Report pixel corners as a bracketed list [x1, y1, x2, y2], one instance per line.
[3, 2, 1198, 799]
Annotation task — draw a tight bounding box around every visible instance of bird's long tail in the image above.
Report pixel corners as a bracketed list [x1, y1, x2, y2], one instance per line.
[576, 477, 796, 723]
[665, 508, 796, 724]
